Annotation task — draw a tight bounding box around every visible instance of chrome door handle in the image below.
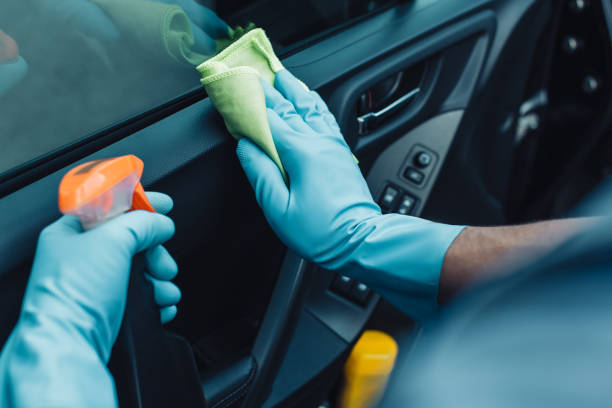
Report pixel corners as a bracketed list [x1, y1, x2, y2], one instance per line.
[357, 87, 420, 134]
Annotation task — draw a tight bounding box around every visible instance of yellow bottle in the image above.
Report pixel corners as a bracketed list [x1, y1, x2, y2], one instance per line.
[339, 330, 398, 408]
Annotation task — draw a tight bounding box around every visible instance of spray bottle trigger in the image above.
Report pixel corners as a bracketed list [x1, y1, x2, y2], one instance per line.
[130, 182, 155, 212]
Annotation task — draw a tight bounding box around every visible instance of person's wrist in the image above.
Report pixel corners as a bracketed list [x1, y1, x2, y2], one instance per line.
[19, 291, 113, 362]
[345, 213, 466, 270]
[333, 214, 465, 307]
[17, 309, 103, 357]
[1, 306, 118, 407]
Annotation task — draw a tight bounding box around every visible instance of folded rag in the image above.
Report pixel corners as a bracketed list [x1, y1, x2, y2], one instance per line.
[197, 28, 287, 181]
[92, 0, 209, 65]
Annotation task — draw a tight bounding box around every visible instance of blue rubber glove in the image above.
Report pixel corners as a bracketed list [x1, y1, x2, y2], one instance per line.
[0, 192, 177, 407]
[144, 192, 181, 323]
[236, 70, 465, 320]
[34, 0, 121, 41]
[158, 0, 231, 55]
[0, 56, 27, 97]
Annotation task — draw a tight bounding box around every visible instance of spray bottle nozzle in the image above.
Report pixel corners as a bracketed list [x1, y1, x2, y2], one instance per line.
[59, 155, 154, 230]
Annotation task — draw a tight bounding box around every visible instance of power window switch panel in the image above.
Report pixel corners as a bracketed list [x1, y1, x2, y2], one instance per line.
[349, 282, 371, 305]
[331, 275, 353, 296]
[380, 185, 399, 210]
[397, 195, 416, 215]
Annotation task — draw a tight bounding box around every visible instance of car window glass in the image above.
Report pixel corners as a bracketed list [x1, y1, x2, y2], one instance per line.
[0, 0, 396, 178]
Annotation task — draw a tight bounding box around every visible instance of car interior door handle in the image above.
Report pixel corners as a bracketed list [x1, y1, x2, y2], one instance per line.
[198, 251, 310, 408]
[357, 87, 421, 134]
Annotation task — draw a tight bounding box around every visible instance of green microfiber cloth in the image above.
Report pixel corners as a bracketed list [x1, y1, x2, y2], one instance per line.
[197, 28, 287, 181]
[92, 0, 208, 65]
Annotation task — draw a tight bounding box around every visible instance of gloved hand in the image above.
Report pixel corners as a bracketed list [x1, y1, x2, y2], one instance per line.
[0, 192, 177, 407]
[236, 70, 465, 320]
[0, 30, 28, 97]
[144, 192, 181, 323]
[156, 0, 231, 55]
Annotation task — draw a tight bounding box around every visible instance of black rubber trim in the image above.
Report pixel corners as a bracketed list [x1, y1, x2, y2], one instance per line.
[0, 88, 208, 197]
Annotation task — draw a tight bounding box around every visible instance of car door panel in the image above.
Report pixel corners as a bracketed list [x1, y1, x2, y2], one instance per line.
[0, 0, 555, 407]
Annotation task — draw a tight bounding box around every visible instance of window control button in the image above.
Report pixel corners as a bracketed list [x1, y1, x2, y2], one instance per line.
[404, 167, 425, 185]
[349, 282, 371, 305]
[380, 185, 399, 209]
[330, 275, 353, 296]
[397, 195, 416, 215]
[414, 151, 433, 168]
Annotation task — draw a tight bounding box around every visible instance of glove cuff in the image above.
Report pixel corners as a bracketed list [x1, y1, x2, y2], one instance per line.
[333, 214, 466, 321]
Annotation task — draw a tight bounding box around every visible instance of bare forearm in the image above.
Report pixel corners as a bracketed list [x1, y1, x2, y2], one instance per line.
[438, 218, 597, 302]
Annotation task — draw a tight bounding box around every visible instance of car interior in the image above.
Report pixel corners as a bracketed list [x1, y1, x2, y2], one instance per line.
[2, 0, 612, 406]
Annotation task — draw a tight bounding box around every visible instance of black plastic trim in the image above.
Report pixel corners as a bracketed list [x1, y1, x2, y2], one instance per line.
[0, 88, 207, 198]
[240, 251, 311, 407]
